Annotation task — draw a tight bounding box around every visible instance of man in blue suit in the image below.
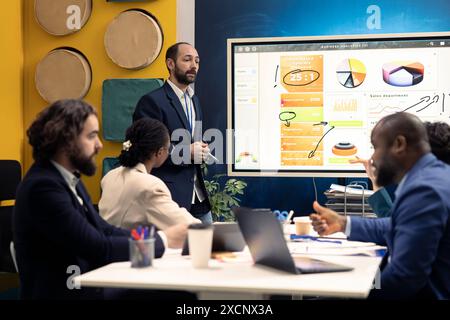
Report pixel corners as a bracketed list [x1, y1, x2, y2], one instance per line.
[311, 112, 450, 299]
[133, 42, 212, 224]
[13, 99, 187, 299]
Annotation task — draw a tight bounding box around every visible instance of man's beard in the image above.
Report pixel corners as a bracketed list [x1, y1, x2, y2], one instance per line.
[68, 144, 97, 176]
[174, 66, 196, 85]
[375, 156, 399, 187]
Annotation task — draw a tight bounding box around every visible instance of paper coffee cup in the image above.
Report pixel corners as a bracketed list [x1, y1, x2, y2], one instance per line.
[293, 217, 311, 235]
[188, 223, 214, 268]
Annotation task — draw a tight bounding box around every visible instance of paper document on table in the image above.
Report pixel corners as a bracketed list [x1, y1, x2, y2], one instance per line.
[213, 248, 253, 263]
[329, 184, 374, 196]
[288, 240, 385, 257]
[291, 246, 387, 257]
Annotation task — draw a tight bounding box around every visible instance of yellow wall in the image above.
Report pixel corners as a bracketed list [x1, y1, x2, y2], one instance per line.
[0, 1, 23, 163]
[23, 0, 177, 202]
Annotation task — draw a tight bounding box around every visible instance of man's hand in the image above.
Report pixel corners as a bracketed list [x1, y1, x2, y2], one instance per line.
[163, 224, 188, 249]
[309, 201, 346, 236]
[190, 141, 210, 164]
[349, 156, 379, 190]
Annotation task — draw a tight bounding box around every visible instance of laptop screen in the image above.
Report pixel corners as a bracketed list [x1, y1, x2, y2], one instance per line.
[234, 207, 353, 274]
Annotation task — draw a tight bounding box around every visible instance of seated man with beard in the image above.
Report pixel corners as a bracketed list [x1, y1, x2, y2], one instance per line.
[310, 112, 450, 299]
[13, 99, 187, 299]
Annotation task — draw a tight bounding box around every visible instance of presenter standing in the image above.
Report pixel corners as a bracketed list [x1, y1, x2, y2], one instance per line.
[133, 42, 212, 224]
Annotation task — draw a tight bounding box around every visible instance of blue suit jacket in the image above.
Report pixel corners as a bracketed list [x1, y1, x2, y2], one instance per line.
[350, 154, 450, 299]
[133, 82, 211, 212]
[13, 161, 165, 299]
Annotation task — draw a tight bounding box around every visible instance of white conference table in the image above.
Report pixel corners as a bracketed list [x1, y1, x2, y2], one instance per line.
[74, 248, 382, 300]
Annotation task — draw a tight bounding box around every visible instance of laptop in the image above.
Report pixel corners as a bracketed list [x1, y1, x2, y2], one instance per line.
[182, 222, 246, 255]
[233, 207, 354, 274]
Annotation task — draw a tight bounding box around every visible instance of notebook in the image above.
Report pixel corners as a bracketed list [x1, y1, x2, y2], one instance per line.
[233, 207, 354, 274]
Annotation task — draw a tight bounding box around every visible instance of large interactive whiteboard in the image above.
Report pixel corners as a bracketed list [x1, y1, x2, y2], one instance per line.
[227, 32, 450, 177]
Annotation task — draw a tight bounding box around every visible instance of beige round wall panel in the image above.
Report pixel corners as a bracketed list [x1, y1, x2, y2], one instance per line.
[35, 48, 92, 103]
[34, 0, 92, 36]
[104, 10, 164, 69]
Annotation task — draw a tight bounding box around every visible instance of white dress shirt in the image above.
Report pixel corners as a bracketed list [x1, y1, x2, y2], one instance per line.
[167, 79, 206, 204]
[51, 160, 83, 205]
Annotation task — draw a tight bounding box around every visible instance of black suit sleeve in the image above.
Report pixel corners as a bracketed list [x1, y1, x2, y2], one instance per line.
[95, 215, 165, 258]
[29, 179, 165, 264]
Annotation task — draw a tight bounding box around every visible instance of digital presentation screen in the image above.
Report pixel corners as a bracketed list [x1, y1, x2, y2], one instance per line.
[228, 33, 450, 177]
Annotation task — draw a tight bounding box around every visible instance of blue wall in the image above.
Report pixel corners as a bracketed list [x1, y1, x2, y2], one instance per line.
[195, 0, 450, 215]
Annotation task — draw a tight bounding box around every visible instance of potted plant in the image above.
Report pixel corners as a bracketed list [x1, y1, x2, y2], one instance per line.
[203, 166, 247, 222]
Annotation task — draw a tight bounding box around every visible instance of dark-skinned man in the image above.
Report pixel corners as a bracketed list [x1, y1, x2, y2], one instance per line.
[310, 112, 450, 299]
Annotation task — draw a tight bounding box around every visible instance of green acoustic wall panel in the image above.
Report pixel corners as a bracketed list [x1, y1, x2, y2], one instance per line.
[102, 78, 163, 141]
[102, 157, 120, 178]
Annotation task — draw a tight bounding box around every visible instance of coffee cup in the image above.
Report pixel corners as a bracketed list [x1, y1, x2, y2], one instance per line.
[293, 217, 311, 235]
[188, 223, 214, 268]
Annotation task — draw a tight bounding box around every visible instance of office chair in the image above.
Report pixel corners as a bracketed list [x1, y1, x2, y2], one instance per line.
[0, 160, 21, 273]
[9, 242, 18, 273]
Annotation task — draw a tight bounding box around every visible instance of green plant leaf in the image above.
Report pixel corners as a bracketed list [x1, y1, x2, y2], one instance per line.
[202, 169, 247, 222]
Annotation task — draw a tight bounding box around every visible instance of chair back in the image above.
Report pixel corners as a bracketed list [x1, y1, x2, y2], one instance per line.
[0, 160, 21, 273]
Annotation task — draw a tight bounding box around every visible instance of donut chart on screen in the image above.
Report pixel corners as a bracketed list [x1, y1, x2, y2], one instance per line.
[382, 61, 424, 87]
[336, 58, 366, 88]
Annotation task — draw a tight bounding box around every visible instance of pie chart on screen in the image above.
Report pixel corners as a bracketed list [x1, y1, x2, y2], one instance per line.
[382, 61, 424, 87]
[336, 58, 367, 88]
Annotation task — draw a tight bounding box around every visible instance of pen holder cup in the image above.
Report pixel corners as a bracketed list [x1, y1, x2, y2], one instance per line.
[129, 238, 155, 268]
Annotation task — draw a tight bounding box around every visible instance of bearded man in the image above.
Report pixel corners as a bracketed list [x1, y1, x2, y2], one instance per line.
[310, 112, 450, 299]
[14, 99, 187, 299]
[133, 42, 212, 224]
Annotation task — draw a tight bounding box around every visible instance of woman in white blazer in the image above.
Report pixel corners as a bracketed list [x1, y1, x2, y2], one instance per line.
[99, 118, 201, 230]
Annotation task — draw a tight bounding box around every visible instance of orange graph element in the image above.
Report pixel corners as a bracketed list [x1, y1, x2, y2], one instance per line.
[332, 145, 357, 156]
[333, 99, 358, 112]
[281, 151, 323, 166]
[352, 72, 366, 86]
[280, 123, 323, 137]
[281, 137, 323, 151]
[280, 55, 323, 93]
[281, 93, 323, 107]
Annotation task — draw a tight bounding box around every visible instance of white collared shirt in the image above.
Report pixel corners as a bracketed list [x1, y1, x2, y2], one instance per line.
[167, 79, 196, 135]
[51, 160, 83, 205]
[166, 79, 205, 204]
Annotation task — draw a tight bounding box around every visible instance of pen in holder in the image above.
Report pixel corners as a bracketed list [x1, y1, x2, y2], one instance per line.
[129, 238, 154, 268]
[129, 227, 155, 268]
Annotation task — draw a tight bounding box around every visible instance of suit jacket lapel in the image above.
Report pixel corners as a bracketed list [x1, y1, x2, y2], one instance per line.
[75, 182, 100, 228]
[164, 82, 191, 132]
[44, 160, 100, 228]
[192, 95, 203, 141]
[192, 95, 202, 122]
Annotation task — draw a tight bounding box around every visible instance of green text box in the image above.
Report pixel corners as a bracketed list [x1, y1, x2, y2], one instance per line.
[281, 107, 323, 123]
[329, 120, 363, 127]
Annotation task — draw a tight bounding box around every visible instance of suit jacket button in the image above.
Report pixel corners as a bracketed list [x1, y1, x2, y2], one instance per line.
[190, 178, 194, 182]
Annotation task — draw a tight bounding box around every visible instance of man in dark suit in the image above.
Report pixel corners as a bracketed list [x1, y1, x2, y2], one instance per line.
[310, 112, 450, 299]
[133, 42, 212, 224]
[13, 99, 187, 299]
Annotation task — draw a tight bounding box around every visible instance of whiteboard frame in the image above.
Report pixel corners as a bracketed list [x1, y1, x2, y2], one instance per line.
[227, 32, 450, 177]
